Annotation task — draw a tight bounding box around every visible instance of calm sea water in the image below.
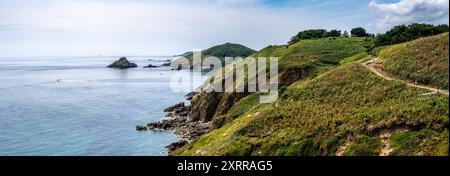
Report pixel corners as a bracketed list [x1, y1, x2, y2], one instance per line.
[0, 56, 201, 156]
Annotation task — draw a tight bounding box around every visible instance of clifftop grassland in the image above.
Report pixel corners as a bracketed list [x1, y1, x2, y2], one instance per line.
[173, 32, 449, 156]
[377, 33, 449, 90]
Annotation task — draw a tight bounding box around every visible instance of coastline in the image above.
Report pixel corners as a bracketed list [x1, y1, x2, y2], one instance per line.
[137, 91, 211, 154]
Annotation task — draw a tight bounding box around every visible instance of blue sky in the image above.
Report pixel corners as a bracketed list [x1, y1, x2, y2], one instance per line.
[0, 0, 448, 57]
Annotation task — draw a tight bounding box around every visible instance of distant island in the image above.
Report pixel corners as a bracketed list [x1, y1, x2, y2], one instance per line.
[171, 43, 257, 70]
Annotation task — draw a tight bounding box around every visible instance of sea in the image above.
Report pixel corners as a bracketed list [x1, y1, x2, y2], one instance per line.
[0, 56, 203, 156]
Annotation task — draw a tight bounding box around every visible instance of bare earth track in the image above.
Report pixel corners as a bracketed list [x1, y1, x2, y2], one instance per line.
[363, 57, 449, 96]
[334, 57, 450, 156]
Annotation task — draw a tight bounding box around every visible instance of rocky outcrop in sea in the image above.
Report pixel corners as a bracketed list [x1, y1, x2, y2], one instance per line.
[107, 57, 137, 69]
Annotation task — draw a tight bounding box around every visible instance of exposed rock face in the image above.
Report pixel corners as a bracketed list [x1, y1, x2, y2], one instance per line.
[213, 92, 250, 117]
[165, 140, 188, 153]
[188, 92, 222, 122]
[279, 68, 311, 87]
[107, 57, 137, 69]
[137, 99, 209, 140]
[146, 102, 210, 140]
[187, 67, 312, 125]
[164, 102, 186, 112]
[187, 91, 249, 123]
[185, 92, 198, 100]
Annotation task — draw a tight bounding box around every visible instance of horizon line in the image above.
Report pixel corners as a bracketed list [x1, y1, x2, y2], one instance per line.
[0, 55, 179, 59]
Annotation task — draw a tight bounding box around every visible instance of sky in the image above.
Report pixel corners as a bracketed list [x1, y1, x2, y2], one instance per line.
[0, 0, 448, 57]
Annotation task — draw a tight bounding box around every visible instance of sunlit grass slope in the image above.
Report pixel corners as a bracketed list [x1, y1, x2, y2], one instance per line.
[377, 33, 449, 89]
[175, 63, 448, 156]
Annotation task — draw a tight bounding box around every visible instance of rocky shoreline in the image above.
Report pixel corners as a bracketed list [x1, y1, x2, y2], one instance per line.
[136, 92, 210, 153]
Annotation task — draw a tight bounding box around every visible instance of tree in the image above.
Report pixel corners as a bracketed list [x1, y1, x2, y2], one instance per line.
[288, 29, 327, 44]
[351, 27, 368, 37]
[325, 29, 342, 37]
[343, 31, 349, 37]
[374, 23, 449, 46]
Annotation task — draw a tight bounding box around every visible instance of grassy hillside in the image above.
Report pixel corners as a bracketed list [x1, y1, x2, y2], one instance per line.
[189, 37, 369, 123]
[182, 43, 256, 61]
[377, 33, 449, 90]
[255, 37, 368, 71]
[202, 43, 256, 59]
[175, 62, 448, 156]
[175, 34, 449, 156]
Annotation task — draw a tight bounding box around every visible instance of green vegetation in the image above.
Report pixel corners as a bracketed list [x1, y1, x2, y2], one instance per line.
[203, 43, 256, 59]
[351, 27, 370, 37]
[326, 30, 342, 37]
[175, 63, 448, 156]
[176, 30, 449, 156]
[339, 53, 369, 65]
[288, 29, 326, 44]
[370, 45, 390, 56]
[211, 93, 262, 129]
[375, 23, 449, 47]
[184, 43, 256, 61]
[288, 29, 345, 45]
[265, 37, 368, 70]
[390, 129, 449, 156]
[343, 135, 381, 156]
[188, 37, 369, 123]
[172, 43, 256, 68]
[343, 31, 349, 37]
[377, 33, 449, 89]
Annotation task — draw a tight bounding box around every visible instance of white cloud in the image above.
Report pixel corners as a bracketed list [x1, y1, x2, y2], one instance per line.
[369, 0, 449, 29]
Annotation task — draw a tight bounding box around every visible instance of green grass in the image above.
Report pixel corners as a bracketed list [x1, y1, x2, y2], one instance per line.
[371, 45, 390, 56]
[378, 33, 449, 89]
[211, 93, 262, 129]
[390, 129, 448, 156]
[176, 34, 449, 156]
[184, 43, 256, 61]
[175, 63, 449, 156]
[343, 135, 381, 156]
[339, 53, 369, 65]
[254, 37, 368, 72]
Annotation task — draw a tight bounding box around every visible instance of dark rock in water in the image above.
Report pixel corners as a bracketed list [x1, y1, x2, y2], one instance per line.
[147, 122, 159, 129]
[143, 64, 159, 68]
[162, 123, 171, 129]
[161, 62, 171, 67]
[136, 125, 148, 131]
[164, 102, 185, 112]
[136, 101, 210, 149]
[165, 140, 188, 152]
[107, 57, 137, 69]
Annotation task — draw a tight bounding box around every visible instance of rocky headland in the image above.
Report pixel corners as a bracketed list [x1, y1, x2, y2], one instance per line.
[136, 91, 209, 153]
